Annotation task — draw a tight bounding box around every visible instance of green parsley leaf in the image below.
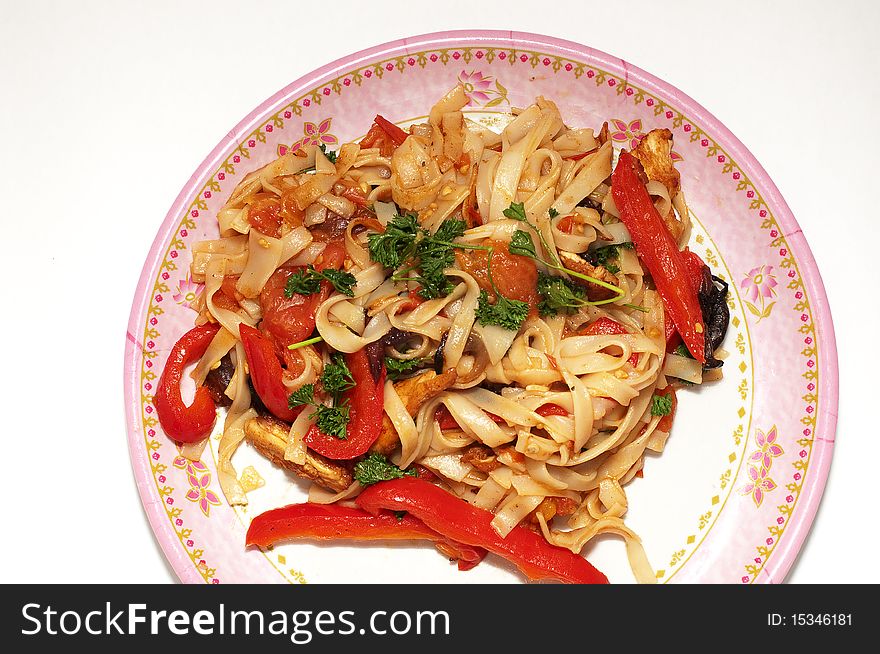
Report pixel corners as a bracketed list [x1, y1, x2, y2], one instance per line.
[284, 268, 323, 297]
[318, 143, 337, 163]
[432, 217, 467, 243]
[502, 201, 528, 222]
[320, 353, 356, 397]
[509, 230, 537, 259]
[674, 343, 695, 359]
[651, 394, 673, 417]
[548, 207, 559, 218]
[475, 290, 529, 331]
[319, 268, 357, 297]
[353, 453, 418, 486]
[287, 384, 315, 409]
[314, 402, 350, 439]
[368, 213, 421, 269]
[583, 242, 634, 275]
[284, 266, 356, 298]
[384, 357, 427, 380]
[537, 272, 586, 316]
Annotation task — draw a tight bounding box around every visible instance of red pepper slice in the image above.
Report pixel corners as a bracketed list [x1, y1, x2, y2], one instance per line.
[435, 406, 506, 431]
[373, 114, 409, 147]
[303, 348, 385, 460]
[665, 248, 710, 352]
[581, 316, 640, 367]
[536, 404, 569, 417]
[356, 477, 608, 584]
[239, 323, 301, 423]
[245, 503, 486, 571]
[612, 152, 706, 363]
[155, 324, 220, 443]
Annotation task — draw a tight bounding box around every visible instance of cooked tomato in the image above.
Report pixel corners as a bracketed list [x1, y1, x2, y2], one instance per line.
[247, 195, 284, 238]
[257, 243, 347, 348]
[455, 239, 539, 308]
[211, 275, 241, 312]
[360, 122, 397, 157]
[557, 216, 575, 234]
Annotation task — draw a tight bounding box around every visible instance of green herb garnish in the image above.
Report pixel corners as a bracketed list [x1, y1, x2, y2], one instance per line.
[284, 266, 356, 298]
[320, 353, 356, 396]
[313, 402, 350, 439]
[583, 242, 634, 275]
[287, 384, 316, 409]
[548, 207, 559, 218]
[384, 357, 427, 380]
[319, 143, 338, 163]
[353, 453, 418, 486]
[475, 290, 530, 331]
[651, 394, 673, 417]
[536, 272, 586, 316]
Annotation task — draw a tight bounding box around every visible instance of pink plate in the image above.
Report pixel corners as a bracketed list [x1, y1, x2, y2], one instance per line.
[124, 31, 838, 584]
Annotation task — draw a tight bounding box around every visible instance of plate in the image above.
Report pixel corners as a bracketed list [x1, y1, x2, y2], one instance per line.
[124, 30, 838, 584]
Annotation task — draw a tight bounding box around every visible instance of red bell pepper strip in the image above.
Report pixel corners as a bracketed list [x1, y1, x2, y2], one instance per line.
[612, 152, 706, 363]
[155, 324, 220, 443]
[435, 406, 506, 431]
[356, 477, 609, 584]
[581, 316, 640, 367]
[373, 114, 409, 147]
[245, 503, 486, 571]
[536, 404, 569, 417]
[665, 248, 710, 352]
[303, 348, 385, 460]
[239, 323, 302, 423]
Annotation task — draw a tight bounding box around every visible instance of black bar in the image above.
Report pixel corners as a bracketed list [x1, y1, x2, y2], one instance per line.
[1, 584, 869, 648]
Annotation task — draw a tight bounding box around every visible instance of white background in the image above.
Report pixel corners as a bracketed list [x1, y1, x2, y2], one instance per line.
[1, 0, 876, 583]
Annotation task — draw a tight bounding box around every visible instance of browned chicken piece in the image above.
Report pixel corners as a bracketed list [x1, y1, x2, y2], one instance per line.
[632, 128, 680, 196]
[558, 251, 620, 301]
[461, 444, 500, 473]
[632, 128, 685, 241]
[244, 415, 353, 492]
[370, 369, 458, 455]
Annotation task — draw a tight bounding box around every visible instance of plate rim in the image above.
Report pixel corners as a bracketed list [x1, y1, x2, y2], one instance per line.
[124, 29, 839, 584]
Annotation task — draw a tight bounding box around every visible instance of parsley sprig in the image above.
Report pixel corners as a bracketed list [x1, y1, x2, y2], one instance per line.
[583, 242, 634, 275]
[651, 394, 673, 417]
[368, 212, 529, 330]
[504, 202, 625, 313]
[286, 354, 356, 440]
[384, 356, 428, 380]
[353, 453, 418, 486]
[284, 266, 357, 298]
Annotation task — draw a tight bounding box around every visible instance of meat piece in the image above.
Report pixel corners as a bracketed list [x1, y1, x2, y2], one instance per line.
[632, 128, 680, 197]
[244, 415, 353, 492]
[370, 369, 458, 455]
[461, 444, 499, 473]
[632, 129, 685, 241]
[558, 251, 620, 301]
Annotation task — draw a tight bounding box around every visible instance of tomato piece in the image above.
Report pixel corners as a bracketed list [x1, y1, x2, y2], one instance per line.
[557, 216, 575, 234]
[455, 239, 539, 308]
[247, 195, 284, 238]
[360, 122, 397, 157]
[258, 243, 347, 347]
